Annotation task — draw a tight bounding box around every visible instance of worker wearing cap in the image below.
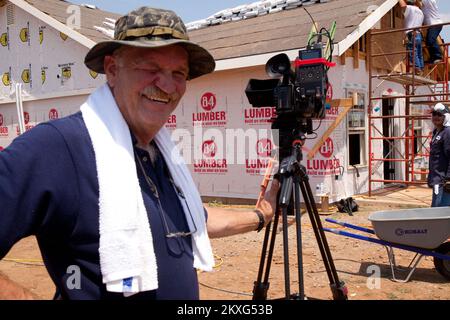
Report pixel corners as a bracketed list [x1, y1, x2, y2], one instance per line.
[422, 0, 443, 64]
[0, 7, 279, 300]
[399, 0, 425, 74]
[428, 103, 450, 207]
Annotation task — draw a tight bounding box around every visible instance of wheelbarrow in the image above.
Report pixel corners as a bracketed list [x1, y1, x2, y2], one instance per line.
[323, 207, 450, 283]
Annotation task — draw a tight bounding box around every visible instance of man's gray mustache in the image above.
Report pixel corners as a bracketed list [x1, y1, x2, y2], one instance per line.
[142, 86, 180, 102]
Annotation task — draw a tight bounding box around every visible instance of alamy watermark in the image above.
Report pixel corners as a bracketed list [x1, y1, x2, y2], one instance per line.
[66, 265, 81, 290]
[366, 264, 381, 290]
[169, 127, 280, 169]
[66, 5, 81, 30]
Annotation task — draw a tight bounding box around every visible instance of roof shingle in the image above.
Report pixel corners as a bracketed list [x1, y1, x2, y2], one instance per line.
[23, 0, 121, 43]
[189, 0, 388, 60]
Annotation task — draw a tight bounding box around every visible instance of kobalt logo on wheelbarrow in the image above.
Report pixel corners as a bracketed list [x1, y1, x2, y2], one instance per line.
[395, 228, 428, 236]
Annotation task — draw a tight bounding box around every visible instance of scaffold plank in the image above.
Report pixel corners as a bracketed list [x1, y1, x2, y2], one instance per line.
[377, 73, 437, 86]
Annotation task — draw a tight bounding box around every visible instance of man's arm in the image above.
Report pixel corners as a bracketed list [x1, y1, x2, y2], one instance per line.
[0, 124, 78, 299]
[0, 272, 37, 300]
[398, 0, 408, 15]
[207, 179, 279, 238]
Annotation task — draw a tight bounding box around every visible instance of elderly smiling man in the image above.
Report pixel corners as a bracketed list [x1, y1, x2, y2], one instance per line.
[0, 7, 279, 300]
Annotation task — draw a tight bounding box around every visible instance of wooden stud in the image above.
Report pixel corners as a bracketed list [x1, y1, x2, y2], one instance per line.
[340, 52, 346, 65]
[366, 34, 370, 72]
[353, 41, 360, 69]
[307, 97, 354, 160]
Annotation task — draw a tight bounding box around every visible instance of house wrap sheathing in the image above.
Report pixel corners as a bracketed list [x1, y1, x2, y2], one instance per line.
[0, 0, 434, 201]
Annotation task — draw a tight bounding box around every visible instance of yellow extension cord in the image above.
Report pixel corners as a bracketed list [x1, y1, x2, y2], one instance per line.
[2, 223, 373, 269]
[2, 258, 44, 266]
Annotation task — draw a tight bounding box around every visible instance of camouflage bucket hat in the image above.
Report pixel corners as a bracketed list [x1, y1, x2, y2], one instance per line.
[84, 7, 215, 80]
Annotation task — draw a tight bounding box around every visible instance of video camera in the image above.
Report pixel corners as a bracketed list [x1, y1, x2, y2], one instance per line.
[245, 42, 335, 134]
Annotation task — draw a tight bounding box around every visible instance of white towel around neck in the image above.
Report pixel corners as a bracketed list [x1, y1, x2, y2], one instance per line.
[80, 83, 214, 295]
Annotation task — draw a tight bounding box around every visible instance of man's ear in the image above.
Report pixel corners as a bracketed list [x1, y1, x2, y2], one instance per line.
[104, 55, 118, 87]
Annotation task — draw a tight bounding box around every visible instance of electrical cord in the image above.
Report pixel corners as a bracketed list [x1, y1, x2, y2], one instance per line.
[351, 164, 361, 178]
[197, 253, 253, 297]
[312, 119, 323, 133]
[196, 213, 376, 298]
[197, 221, 376, 298]
[303, 7, 334, 70]
[303, 7, 318, 35]
[199, 282, 253, 297]
[333, 155, 345, 177]
[213, 254, 224, 269]
[2, 258, 45, 266]
[306, 28, 333, 48]
[301, 6, 335, 137]
[321, 27, 334, 63]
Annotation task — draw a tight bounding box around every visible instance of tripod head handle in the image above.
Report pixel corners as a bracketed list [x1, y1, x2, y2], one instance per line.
[279, 175, 293, 208]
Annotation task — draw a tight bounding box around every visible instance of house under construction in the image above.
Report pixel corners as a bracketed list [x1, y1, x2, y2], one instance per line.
[0, 0, 449, 201]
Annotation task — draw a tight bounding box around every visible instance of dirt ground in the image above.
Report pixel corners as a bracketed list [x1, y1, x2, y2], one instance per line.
[0, 192, 449, 300]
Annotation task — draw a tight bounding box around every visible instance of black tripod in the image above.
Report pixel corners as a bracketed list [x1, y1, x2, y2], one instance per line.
[253, 132, 348, 300]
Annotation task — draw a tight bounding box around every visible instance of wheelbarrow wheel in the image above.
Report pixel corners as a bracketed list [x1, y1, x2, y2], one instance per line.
[433, 241, 450, 281]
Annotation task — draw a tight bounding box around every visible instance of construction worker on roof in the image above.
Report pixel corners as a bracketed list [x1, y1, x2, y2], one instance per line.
[422, 0, 443, 64]
[399, 0, 425, 75]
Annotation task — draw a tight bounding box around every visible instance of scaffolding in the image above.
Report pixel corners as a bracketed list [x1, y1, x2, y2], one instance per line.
[368, 22, 450, 196]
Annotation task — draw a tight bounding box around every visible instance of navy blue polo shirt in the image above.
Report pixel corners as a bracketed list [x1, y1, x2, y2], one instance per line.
[0, 112, 199, 300]
[428, 126, 450, 187]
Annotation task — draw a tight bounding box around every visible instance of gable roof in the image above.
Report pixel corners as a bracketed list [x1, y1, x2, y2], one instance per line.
[22, 0, 121, 43]
[189, 0, 398, 68]
[6, 0, 120, 47]
[8, 0, 398, 71]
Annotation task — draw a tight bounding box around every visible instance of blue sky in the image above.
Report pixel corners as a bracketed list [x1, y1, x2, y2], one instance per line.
[69, 0, 450, 39]
[437, 0, 450, 40]
[69, 1, 264, 21]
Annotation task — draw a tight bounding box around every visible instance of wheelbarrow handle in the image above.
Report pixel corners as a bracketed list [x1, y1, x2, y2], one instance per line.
[323, 228, 450, 261]
[325, 218, 376, 234]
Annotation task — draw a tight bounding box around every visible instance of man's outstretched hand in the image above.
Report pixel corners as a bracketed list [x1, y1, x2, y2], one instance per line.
[255, 178, 280, 227]
[206, 178, 280, 238]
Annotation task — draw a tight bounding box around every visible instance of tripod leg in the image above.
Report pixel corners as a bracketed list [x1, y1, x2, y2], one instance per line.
[253, 220, 272, 300]
[253, 203, 281, 300]
[293, 178, 305, 300]
[298, 176, 348, 300]
[281, 206, 291, 299]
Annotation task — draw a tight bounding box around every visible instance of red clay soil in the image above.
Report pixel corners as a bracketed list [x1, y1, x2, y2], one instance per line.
[0, 202, 449, 300]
